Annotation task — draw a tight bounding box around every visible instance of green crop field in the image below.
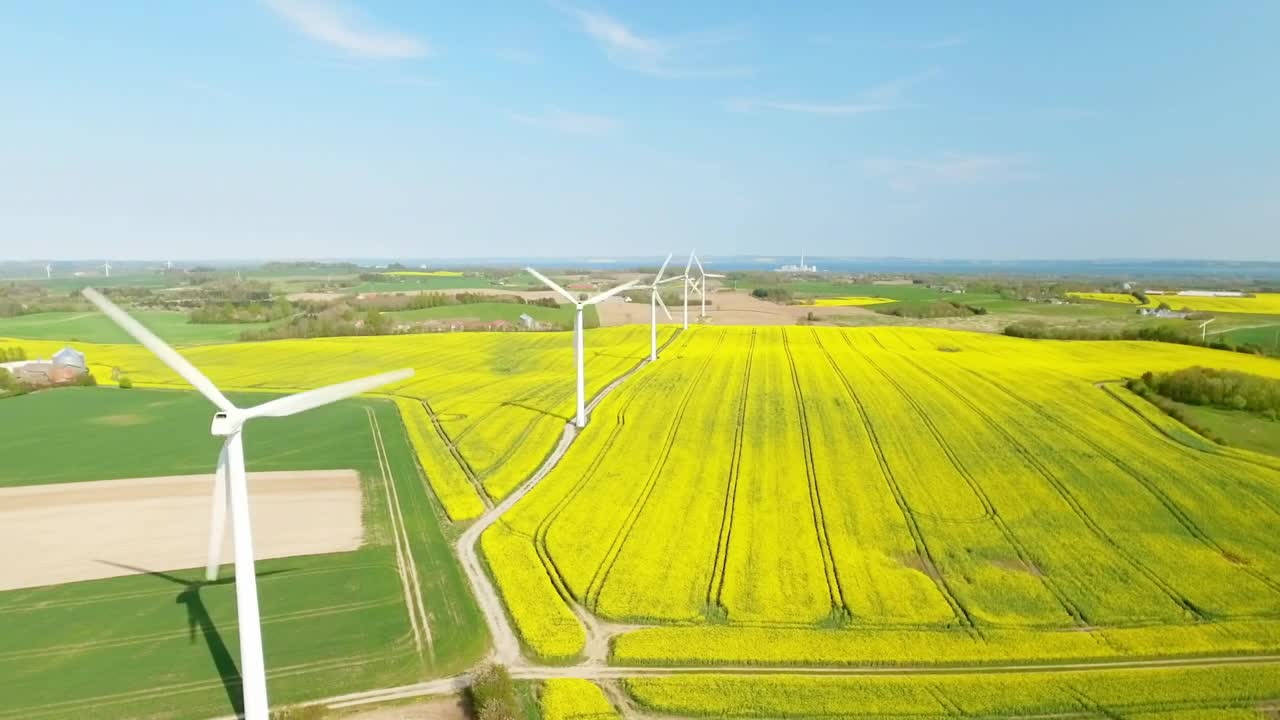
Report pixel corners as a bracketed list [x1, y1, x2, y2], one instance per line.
[0, 311, 272, 345]
[386, 302, 590, 328]
[0, 387, 486, 719]
[1219, 324, 1280, 350]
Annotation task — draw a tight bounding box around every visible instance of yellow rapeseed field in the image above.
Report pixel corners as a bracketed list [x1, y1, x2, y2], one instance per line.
[811, 296, 896, 307]
[624, 664, 1280, 717]
[3, 326, 669, 520]
[479, 325, 1280, 663]
[1068, 291, 1280, 314]
[540, 679, 620, 720]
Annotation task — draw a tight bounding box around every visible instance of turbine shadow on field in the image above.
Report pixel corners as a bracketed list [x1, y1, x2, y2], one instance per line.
[97, 561, 289, 717]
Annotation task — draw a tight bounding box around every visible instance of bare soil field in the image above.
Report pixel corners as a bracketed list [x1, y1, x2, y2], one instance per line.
[0, 470, 362, 591]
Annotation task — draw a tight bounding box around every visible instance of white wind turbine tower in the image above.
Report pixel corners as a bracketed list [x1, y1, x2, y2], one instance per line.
[682, 250, 725, 325]
[526, 268, 637, 428]
[103, 261, 112, 278]
[45, 263, 52, 279]
[81, 287, 413, 720]
[641, 253, 682, 361]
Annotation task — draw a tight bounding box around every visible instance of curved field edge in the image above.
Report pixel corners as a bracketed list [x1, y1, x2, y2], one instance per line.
[623, 663, 1280, 718]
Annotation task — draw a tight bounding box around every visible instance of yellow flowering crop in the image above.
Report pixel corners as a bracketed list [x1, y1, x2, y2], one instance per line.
[540, 679, 619, 720]
[1068, 291, 1280, 314]
[811, 295, 896, 307]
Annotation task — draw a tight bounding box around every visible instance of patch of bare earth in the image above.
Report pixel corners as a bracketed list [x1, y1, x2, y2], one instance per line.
[596, 288, 857, 327]
[0, 470, 362, 591]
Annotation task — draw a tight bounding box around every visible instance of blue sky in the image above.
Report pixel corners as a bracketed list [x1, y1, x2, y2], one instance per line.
[2, 1, 1277, 261]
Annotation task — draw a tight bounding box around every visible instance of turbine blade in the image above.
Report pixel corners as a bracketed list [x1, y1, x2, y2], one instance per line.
[705, 273, 726, 278]
[585, 279, 639, 305]
[684, 250, 695, 276]
[243, 369, 414, 419]
[81, 288, 235, 412]
[658, 274, 684, 285]
[525, 268, 578, 305]
[653, 253, 673, 285]
[655, 291, 672, 320]
[694, 254, 706, 277]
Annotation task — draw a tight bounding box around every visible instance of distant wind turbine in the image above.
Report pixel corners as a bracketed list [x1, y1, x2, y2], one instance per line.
[103, 261, 111, 278]
[45, 263, 52, 279]
[691, 252, 726, 319]
[81, 288, 413, 720]
[1200, 317, 1216, 341]
[641, 253, 682, 361]
[526, 268, 637, 428]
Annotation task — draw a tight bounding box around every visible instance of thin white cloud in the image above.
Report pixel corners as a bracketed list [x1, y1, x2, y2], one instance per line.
[725, 68, 936, 117]
[724, 98, 888, 116]
[866, 153, 1030, 192]
[558, 5, 749, 78]
[264, 0, 430, 59]
[511, 109, 620, 136]
[495, 48, 540, 65]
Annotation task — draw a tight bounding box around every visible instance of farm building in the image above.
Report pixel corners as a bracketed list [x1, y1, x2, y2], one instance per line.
[9, 347, 88, 387]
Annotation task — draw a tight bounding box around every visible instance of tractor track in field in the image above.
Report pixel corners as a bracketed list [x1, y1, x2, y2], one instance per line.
[782, 330, 848, 618]
[848, 343, 1088, 628]
[367, 407, 435, 660]
[706, 329, 755, 614]
[812, 331, 975, 631]
[455, 330, 685, 666]
[1096, 382, 1280, 515]
[952, 363, 1280, 603]
[937, 364, 1210, 621]
[585, 329, 727, 610]
[420, 399, 492, 508]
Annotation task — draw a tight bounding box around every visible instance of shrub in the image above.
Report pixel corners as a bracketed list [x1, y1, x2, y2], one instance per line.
[468, 664, 519, 720]
[118, 375, 133, 389]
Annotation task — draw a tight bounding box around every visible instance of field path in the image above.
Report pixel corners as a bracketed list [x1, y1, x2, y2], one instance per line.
[454, 331, 685, 667]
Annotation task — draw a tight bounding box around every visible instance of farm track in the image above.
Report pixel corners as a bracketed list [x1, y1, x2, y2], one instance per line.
[950, 362, 1280, 605]
[936, 364, 1208, 620]
[811, 332, 973, 630]
[841, 334, 1086, 628]
[707, 329, 755, 612]
[585, 330, 727, 610]
[781, 330, 847, 617]
[456, 330, 685, 666]
[420, 399, 493, 508]
[367, 407, 435, 661]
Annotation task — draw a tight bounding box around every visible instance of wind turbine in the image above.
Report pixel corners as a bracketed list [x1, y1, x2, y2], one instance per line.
[103, 261, 111, 278]
[80, 287, 413, 720]
[641, 253, 682, 361]
[684, 250, 726, 322]
[1200, 317, 1216, 342]
[525, 269, 637, 428]
[45, 263, 52, 279]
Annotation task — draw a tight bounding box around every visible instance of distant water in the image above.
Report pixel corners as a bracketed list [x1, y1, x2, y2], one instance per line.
[394, 257, 1280, 280]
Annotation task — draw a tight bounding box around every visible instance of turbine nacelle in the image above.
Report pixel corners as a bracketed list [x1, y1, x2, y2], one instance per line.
[211, 411, 239, 437]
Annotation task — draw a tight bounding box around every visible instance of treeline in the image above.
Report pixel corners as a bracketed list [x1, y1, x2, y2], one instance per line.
[239, 305, 390, 341]
[1135, 367, 1280, 418]
[875, 301, 988, 319]
[1004, 320, 1277, 357]
[1, 346, 28, 361]
[189, 297, 294, 324]
[356, 291, 560, 312]
[751, 287, 793, 302]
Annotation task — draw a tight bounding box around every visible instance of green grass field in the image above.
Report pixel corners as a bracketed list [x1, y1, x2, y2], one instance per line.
[0, 387, 487, 719]
[1173, 402, 1280, 458]
[1218, 324, 1280, 350]
[0, 311, 273, 345]
[387, 302, 594, 328]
